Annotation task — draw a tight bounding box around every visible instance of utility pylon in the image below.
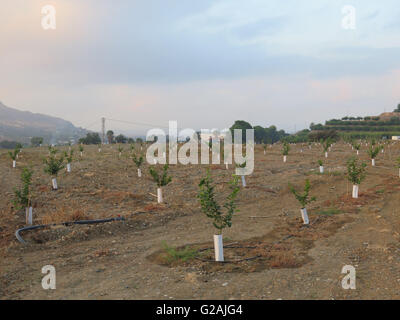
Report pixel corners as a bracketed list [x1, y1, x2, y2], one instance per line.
[101, 117, 105, 144]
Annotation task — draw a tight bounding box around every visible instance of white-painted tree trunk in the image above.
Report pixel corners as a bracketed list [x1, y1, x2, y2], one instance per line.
[137, 168, 142, 177]
[80, 152, 83, 157]
[372, 159, 375, 166]
[98, 148, 101, 152]
[264, 150, 266, 155]
[225, 163, 229, 170]
[241, 175, 246, 187]
[325, 152, 328, 158]
[157, 187, 163, 203]
[300, 208, 309, 225]
[319, 166, 324, 174]
[25, 207, 33, 225]
[67, 163, 71, 173]
[352, 185, 359, 198]
[356, 150, 359, 155]
[52, 178, 58, 190]
[283, 155, 287, 163]
[213, 234, 224, 262]
[12, 160, 16, 168]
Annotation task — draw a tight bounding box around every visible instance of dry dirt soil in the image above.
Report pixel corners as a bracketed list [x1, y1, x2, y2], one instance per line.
[1, 142, 400, 300]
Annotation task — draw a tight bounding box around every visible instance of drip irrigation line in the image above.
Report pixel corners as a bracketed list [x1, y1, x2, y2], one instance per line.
[15, 217, 125, 245]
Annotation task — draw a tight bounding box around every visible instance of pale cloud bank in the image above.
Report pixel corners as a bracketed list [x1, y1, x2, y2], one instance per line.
[0, 0, 399, 135]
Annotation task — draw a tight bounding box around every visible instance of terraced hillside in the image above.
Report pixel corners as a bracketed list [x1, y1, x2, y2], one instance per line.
[310, 111, 400, 140]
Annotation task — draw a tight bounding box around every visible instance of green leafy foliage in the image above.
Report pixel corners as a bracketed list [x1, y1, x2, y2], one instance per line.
[367, 145, 382, 159]
[282, 142, 290, 155]
[64, 150, 74, 163]
[8, 148, 19, 160]
[322, 138, 332, 152]
[43, 151, 65, 176]
[132, 153, 144, 168]
[31, 137, 43, 147]
[352, 142, 361, 150]
[48, 145, 57, 155]
[318, 159, 323, 166]
[346, 157, 367, 185]
[161, 241, 198, 263]
[149, 164, 172, 187]
[79, 132, 101, 145]
[289, 179, 316, 208]
[198, 170, 240, 234]
[235, 161, 246, 169]
[13, 167, 33, 209]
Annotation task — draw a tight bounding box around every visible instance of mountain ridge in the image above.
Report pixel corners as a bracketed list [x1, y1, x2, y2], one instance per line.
[0, 101, 87, 144]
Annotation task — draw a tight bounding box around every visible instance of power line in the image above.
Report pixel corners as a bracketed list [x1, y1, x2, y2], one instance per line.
[105, 118, 184, 130]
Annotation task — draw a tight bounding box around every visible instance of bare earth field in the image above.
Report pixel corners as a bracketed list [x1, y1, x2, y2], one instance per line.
[1, 142, 400, 300]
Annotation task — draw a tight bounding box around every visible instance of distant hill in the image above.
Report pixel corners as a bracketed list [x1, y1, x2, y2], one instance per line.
[0, 101, 87, 145]
[310, 108, 400, 139]
[378, 111, 400, 121]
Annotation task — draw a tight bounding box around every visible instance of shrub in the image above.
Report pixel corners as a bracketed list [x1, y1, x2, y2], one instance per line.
[64, 150, 74, 163]
[318, 159, 323, 166]
[367, 145, 382, 159]
[198, 170, 240, 234]
[43, 151, 65, 176]
[13, 167, 33, 210]
[235, 161, 246, 169]
[48, 145, 57, 155]
[31, 137, 43, 147]
[346, 157, 367, 185]
[132, 153, 144, 168]
[8, 148, 19, 161]
[149, 164, 172, 187]
[322, 138, 332, 152]
[288, 179, 316, 208]
[352, 142, 361, 150]
[282, 142, 290, 155]
[118, 145, 124, 155]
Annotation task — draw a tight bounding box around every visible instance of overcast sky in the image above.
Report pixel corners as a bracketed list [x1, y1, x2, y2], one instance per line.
[1, 0, 400, 135]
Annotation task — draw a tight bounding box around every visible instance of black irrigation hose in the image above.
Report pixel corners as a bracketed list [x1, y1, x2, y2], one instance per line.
[15, 217, 125, 245]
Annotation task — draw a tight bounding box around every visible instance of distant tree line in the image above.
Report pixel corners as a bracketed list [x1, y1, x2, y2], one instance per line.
[77, 131, 142, 145]
[229, 120, 288, 144]
[0, 140, 21, 149]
